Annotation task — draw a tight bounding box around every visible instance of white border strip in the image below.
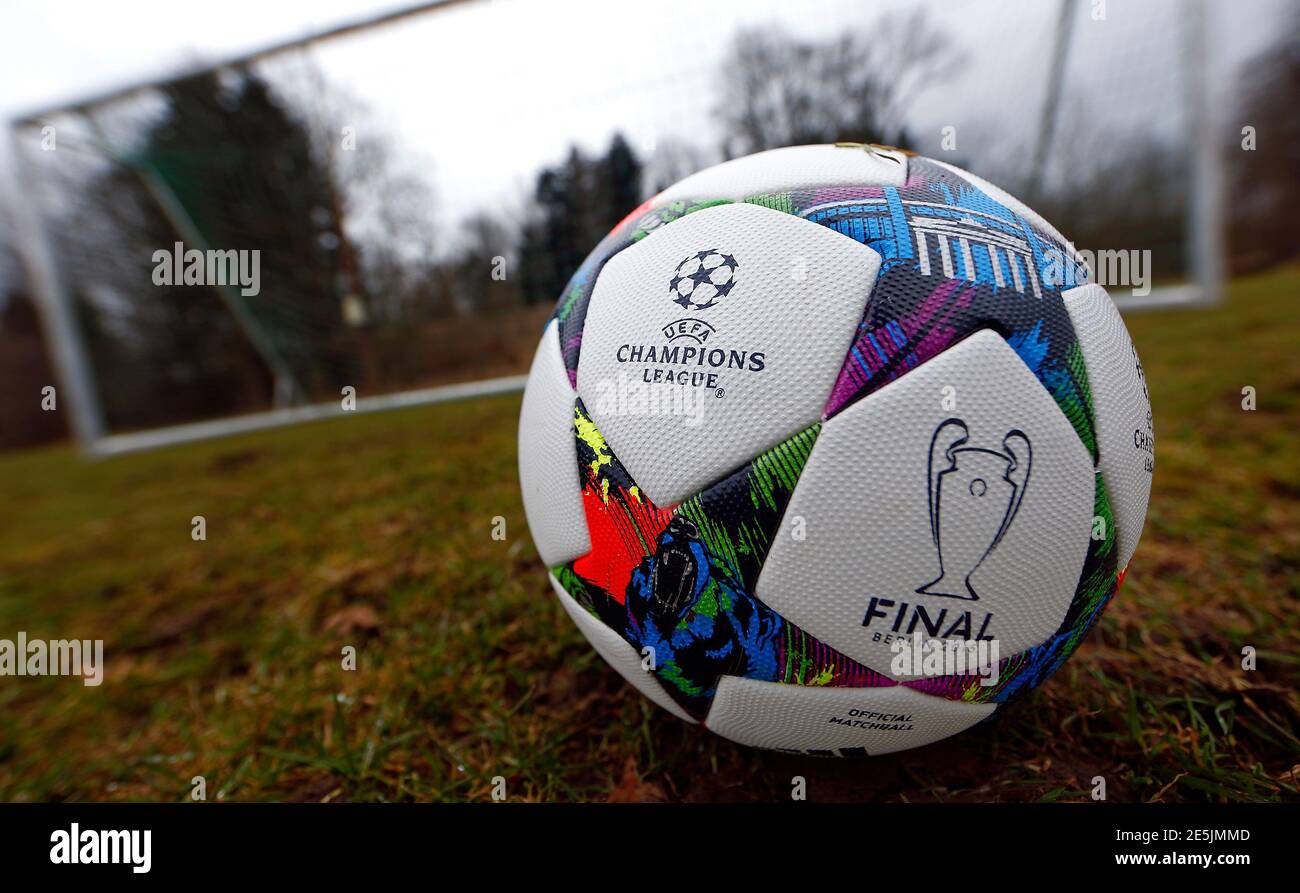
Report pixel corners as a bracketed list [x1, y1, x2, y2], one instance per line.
[1109, 283, 1213, 313]
[88, 374, 527, 458]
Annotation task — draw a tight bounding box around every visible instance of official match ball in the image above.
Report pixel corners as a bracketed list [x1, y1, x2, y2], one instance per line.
[517, 144, 1154, 755]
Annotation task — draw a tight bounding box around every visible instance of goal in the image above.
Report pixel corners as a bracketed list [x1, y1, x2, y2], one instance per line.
[3, 0, 1224, 455]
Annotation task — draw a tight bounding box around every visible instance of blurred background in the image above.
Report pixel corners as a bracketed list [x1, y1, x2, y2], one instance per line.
[0, 0, 1296, 802]
[2, 0, 1295, 453]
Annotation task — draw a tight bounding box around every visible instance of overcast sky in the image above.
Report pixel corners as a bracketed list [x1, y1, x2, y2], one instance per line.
[0, 0, 1288, 255]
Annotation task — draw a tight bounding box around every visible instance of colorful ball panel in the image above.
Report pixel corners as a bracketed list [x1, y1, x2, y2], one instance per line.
[518, 144, 1150, 755]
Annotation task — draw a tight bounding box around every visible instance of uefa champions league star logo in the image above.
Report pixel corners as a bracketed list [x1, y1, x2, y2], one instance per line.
[669, 249, 738, 311]
[918, 418, 1032, 601]
[661, 249, 738, 344]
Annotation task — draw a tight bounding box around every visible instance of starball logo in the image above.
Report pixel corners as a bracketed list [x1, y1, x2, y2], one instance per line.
[614, 248, 768, 392]
[669, 248, 738, 311]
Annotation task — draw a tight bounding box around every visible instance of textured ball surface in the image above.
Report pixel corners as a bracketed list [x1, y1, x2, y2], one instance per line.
[517, 144, 1154, 755]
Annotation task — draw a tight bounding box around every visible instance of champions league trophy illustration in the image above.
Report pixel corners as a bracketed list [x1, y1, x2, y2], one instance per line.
[918, 418, 1032, 601]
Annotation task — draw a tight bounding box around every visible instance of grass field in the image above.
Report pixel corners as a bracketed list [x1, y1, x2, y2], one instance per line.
[1, 267, 1297, 803]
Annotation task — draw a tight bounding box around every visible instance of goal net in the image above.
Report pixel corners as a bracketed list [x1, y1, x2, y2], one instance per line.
[5, 0, 1223, 454]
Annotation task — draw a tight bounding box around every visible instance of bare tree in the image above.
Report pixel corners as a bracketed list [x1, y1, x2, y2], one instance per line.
[1227, 6, 1300, 272]
[716, 11, 965, 156]
[276, 53, 441, 326]
[447, 211, 523, 315]
[643, 138, 715, 195]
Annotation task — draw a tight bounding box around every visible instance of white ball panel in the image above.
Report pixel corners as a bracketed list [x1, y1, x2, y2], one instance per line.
[655, 144, 907, 204]
[705, 676, 994, 754]
[518, 320, 590, 567]
[577, 202, 880, 506]
[757, 331, 1095, 677]
[550, 574, 697, 724]
[1063, 283, 1154, 570]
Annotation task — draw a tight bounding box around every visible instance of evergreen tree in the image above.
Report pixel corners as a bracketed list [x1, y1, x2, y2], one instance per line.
[137, 70, 355, 398]
[520, 133, 644, 305]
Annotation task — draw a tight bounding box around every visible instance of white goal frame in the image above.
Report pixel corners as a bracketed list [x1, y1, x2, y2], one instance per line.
[4, 0, 1224, 457]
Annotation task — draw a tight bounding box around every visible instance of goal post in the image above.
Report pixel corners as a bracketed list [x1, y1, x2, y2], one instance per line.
[5, 0, 1226, 456]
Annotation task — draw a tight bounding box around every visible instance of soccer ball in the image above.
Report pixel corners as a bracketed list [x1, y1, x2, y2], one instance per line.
[518, 144, 1154, 755]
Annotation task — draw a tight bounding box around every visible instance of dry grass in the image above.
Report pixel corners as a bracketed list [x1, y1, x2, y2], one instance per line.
[0, 267, 1296, 802]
